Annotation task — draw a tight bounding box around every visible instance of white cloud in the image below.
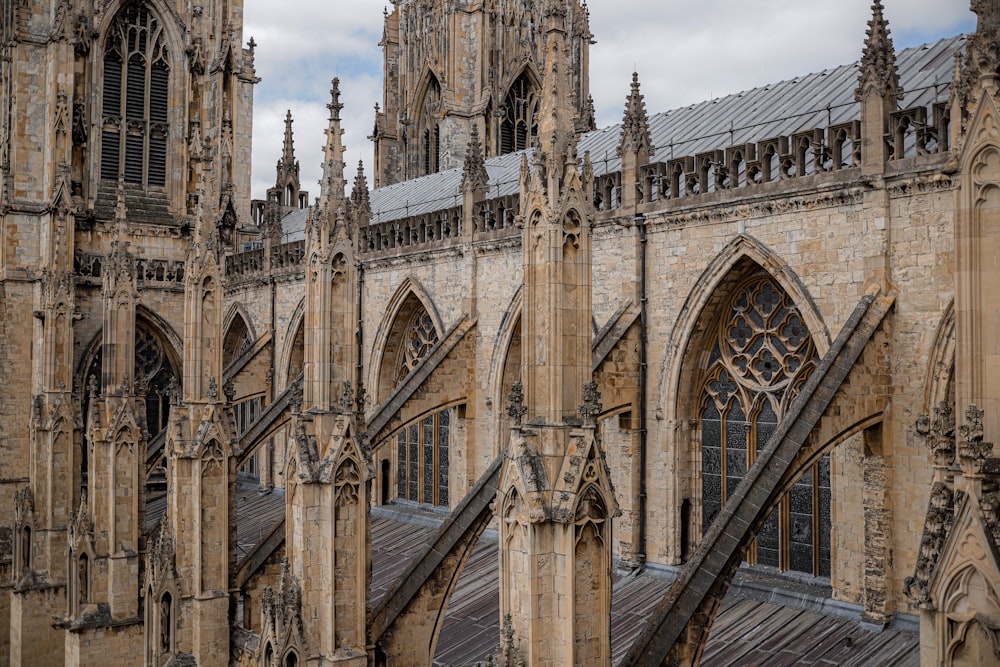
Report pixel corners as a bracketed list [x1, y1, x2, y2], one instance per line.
[244, 0, 975, 201]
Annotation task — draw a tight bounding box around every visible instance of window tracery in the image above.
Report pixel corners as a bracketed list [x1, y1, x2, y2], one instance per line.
[699, 274, 830, 576]
[500, 74, 538, 155]
[101, 1, 169, 187]
[395, 308, 439, 385]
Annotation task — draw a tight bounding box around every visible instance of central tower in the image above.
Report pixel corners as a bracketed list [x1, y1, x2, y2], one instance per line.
[373, 0, 594, 187]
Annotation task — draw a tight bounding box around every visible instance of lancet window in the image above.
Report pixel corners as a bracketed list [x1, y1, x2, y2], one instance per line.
[100, 1, 170, 187]
[500, 74, 538, 155]
[698, 274, 830, 576]
[419, 77, 442, 176]
[395, 409, 451, 507]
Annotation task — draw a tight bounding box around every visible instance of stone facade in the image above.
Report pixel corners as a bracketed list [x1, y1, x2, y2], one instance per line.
[3, 0, 1000, 665]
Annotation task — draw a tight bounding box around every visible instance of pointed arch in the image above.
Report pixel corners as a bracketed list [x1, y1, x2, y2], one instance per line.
[499, 65, 542, 155]
[223, 305, 256, 368]
[656, 234, 829, 424]
[923, 298, 956, 414]
[660, 235, 832, 576]
[413, 69, 445, 176]
[368, 278, 444, 402]
[97, 0, 180, 188]
[277, 297, 306, 392]
[487, 287, 523, 453]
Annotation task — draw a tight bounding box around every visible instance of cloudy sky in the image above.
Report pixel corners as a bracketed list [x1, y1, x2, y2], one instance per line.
[243, 0, 975, 201]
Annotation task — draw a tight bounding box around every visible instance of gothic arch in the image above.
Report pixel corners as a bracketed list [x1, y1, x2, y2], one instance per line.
[656, 234, 830, 425]
[660, 236, 832, 574]
[413, 69, 445, 176]
[922, 298, 956, 415]
[368, 278, 444, 402]
[486, 287, 523, 454]
[76, 306, 182, 429]
[277, 298, 306, 392]
[499, 65, 542, 154]
[94, 0, 186, 199]
[223, 304, 257, 368]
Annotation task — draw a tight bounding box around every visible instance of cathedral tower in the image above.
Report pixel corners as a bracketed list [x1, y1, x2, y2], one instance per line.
[374, 0, 594, 187]
[0, 1, 255, 664]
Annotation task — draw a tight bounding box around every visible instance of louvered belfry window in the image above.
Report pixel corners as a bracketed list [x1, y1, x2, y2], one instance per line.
[101, 2, 169, 187]
[500, 74, 538, 155]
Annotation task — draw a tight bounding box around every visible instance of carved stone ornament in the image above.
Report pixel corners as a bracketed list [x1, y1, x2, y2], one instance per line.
[577, 381, 603, 426]
[959, 403, 994, 476]
[506, 381, 527, 425]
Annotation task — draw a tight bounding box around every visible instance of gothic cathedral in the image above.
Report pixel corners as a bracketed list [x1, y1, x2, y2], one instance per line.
[2, 1, 1000, 666]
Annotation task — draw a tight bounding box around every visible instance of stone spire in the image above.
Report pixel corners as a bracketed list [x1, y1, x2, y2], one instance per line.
[618, 72, 652, 158]
[319, 78, 346, 205]
[351, 160, 371, 223]
[281, 109, 296, 167]
[964, 0, 1000, 89]
[461, 124, 489, 194]
[855, 0, 900, 102]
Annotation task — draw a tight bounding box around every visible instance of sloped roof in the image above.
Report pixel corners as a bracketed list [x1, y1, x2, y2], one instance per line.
[367, 35, 964, 225]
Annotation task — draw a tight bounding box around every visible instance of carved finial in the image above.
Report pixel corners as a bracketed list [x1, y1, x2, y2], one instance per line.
[320, 80, 347, 205]
[855, 0, 900, 102]
[462, 124, 489, 194]
[917, 401, 956, 469]
[223, 378, 236, 403]
[507, 382, 527, 426]
[351, 160, 371, 218]
[354, 381, 368, 415]
[498, 613, 524, 667]
[618, 72, 652, 158]
[166, 375, 180, 406]
[282, 110, 295, 165]
[578, 381, 603, 426]
[535, 1, 576, 167]
[339, 380, 354, 412]
[964, 1, 1000, 89]
[958, 403, 993, 475]
[87, 374, 99, 401]
[207, 376, 218, 401]
[289, 379, 303, 414]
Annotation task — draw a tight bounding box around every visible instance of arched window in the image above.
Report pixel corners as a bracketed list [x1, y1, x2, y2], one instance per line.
[223, 313, 254, 368]
[284, 651, 298, 667]
[419, 76, 442, 176]
[20, 525, 31, 573]
[78, 553, 89, 606]
[395, 408, 451, 507]
[101, 1, 169, 187]
[500, 73, 538, 155]
[263, 643, 274, 667]
[698, 274, 830, 576]
[159, 591, 173, 654]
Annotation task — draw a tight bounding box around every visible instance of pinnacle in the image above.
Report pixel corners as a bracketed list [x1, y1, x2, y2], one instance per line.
[328, 77, 344, 120]
[856, 0, 900, 101]
[282, 110, 296, 164]
[619, 71, 652, 157]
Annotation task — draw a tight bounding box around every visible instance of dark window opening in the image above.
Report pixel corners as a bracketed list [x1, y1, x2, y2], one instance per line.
[500, 74, 538, 155]
[101, 2, 170, 188]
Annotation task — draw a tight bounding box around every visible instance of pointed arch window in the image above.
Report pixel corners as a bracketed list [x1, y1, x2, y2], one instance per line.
[500, 74, 538, 155]
[419, 77, 442, 176]
[395, 307, 439, 385]
[101, 1, 169, 187]
[698, 275, 830, 576]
